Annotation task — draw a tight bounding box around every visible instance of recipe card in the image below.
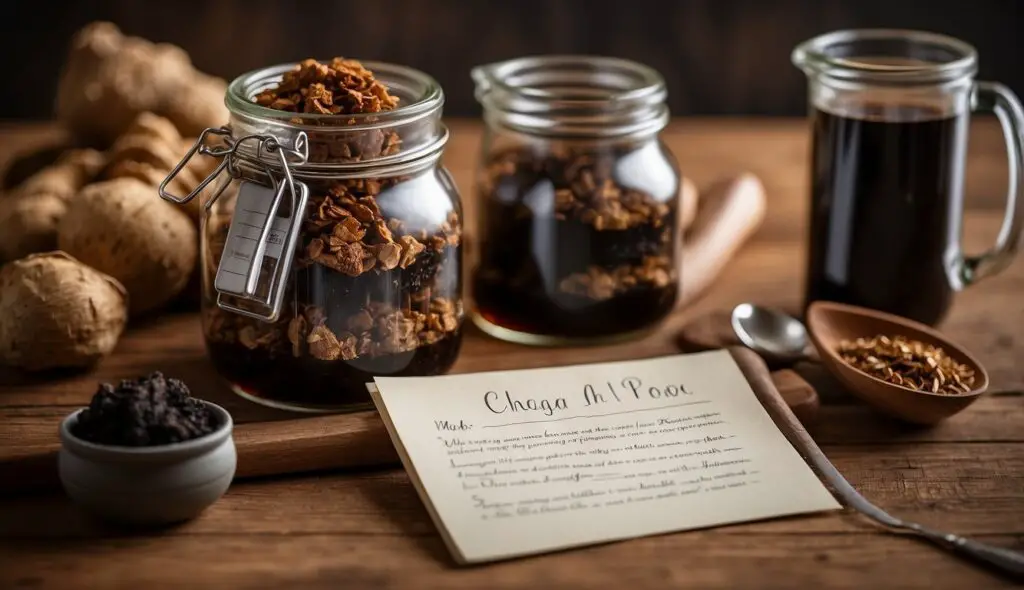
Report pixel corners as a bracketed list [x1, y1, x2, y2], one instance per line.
[369, 349, 840, 564]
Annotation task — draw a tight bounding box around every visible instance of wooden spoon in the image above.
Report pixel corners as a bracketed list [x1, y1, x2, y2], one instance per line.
[806, 301, 989, 425]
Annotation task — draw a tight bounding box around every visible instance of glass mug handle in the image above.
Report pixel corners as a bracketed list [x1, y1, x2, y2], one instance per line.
[958, 82, 1024, 287]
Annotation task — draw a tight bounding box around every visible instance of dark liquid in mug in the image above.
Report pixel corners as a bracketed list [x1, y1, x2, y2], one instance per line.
[805, 105, 967, 325]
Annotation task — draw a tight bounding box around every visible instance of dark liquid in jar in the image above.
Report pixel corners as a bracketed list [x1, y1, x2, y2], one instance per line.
[472, 142, 679, 340]
[473, 209, 678, 338]
[805, 105, 967, 325]
[207, 331, 461, 410]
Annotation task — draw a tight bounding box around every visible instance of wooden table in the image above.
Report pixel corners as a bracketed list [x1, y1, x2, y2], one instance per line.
[1, 119, 1022, 589]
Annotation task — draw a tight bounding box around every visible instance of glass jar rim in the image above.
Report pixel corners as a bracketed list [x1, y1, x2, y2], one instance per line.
[792, 29, 978, 85]
[473, 55, 666, 105]
[226, 60, 445, 128]
[223, 59, 449, 176]
[472, 55, 669, 138]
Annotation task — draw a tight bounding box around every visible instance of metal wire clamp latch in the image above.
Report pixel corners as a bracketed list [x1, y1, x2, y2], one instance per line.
[160, 128, 310, 322]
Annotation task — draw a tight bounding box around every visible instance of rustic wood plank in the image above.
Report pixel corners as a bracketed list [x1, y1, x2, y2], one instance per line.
[1, 532, 1020, 590]
[808, 395, 1024, 444]
[2, 443, 1020, 539]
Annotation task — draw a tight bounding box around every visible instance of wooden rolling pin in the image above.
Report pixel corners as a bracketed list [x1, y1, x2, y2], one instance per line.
[678, 176, 699, 231]
[678, 173, 767, 307]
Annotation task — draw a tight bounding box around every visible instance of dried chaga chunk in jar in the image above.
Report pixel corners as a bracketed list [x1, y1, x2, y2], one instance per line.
[203, 58, 462, 411]
[253, 58, 400, 115]
[473, 144, 678, 340]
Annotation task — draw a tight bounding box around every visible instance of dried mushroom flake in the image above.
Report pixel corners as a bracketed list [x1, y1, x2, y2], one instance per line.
[290, 299, 462, 361]
[205, 306, 283, 349]
[837, 335, 976, 395]
[209, 293, 462, 363]
[559, 256, 674, 300]
[251, 58, 404, 164]
[254, 58, 400, 115]
[485, 147, 671, 230]
[302, 180, 458, 277]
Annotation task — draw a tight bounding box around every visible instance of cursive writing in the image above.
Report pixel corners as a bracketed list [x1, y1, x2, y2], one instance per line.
[485, 390, 568, 417]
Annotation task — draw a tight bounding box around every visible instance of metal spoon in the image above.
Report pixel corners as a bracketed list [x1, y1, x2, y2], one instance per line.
[730, 303, 813, 363]
[730, 303, 1024, 579]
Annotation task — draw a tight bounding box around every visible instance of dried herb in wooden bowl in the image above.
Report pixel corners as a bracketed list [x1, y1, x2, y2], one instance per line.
[837, 335, 976, 395]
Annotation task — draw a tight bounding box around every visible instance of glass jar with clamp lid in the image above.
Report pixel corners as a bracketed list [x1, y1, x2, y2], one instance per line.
[161, 59, 464, 412]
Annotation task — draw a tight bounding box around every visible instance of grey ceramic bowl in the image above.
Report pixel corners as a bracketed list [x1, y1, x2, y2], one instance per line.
[58, 401, 237, 526]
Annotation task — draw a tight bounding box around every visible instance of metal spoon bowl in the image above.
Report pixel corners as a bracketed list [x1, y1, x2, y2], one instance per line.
[730, 303, 810, 363]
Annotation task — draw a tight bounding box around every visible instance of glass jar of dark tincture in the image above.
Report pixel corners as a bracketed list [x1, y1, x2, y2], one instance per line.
[470, 56, 681, 345]
[161, 58, 463, 412]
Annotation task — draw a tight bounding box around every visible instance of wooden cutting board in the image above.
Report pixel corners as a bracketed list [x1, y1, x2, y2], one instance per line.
[0, 359, 816, 495]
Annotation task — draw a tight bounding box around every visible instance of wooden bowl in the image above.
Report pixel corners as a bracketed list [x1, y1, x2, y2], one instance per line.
[806, 301, 989, 425]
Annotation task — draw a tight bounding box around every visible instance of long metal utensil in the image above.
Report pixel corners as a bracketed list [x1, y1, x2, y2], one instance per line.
[728, 347, 1024, 580]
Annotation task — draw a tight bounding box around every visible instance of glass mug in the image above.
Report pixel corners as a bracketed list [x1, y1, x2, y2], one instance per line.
[793, 29, 1024, 325]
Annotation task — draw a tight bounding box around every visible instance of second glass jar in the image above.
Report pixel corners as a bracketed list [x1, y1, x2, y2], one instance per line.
[470, 56, 682, 345]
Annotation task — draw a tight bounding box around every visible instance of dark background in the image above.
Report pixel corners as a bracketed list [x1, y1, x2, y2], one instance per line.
[2, 0, 1022, 120]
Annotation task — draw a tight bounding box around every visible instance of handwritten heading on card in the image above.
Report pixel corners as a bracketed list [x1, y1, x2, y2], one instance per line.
[370, 350, 840, 564]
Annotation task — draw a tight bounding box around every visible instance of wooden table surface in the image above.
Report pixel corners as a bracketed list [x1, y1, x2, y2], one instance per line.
[1, 119, 1022, 589]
